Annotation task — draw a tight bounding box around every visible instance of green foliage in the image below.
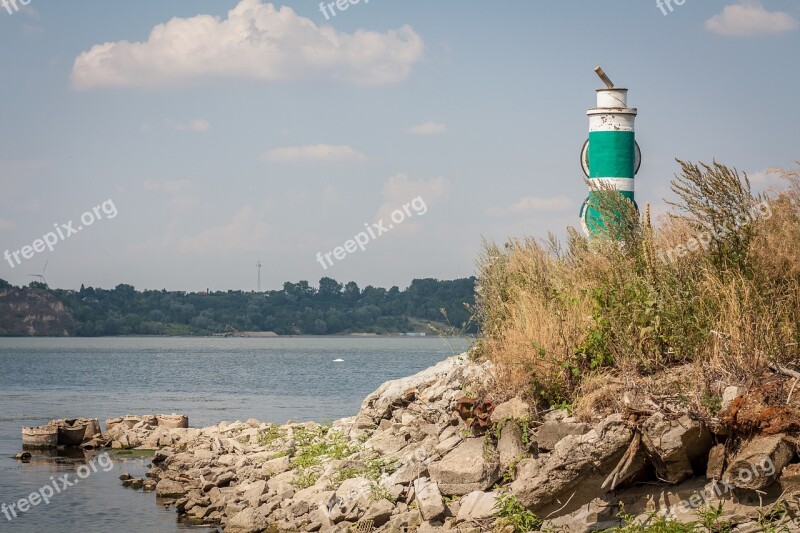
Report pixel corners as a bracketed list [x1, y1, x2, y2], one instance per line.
[293, 469, 320, 490]
[495, 490, 542, 532]
[612, 512, 696, 533]
[290, 425, 358, 489]
[517, 418, 534, 445]
[475, 160, 800, 407]
[694, 501, 733, 533]
[611, 502, 733, 533]
[33, 277, 476, 336]
[257, 425, 283, 446]
[669, 160, 761, 273]
[499, 457, 520, 485]
[756, 502, 796, 533]
[550, 402, 573, 415]
[368, 482, 395, 504]
[701, 390, 722, 417]
[332, 455, 398, 485]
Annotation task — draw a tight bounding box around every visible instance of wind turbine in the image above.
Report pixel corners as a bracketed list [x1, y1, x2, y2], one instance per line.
[29, 260, 48, 286]
[256, 261, 262, 292]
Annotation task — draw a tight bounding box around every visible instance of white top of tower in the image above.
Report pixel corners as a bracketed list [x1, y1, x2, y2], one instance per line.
[596, 88, 628, 108]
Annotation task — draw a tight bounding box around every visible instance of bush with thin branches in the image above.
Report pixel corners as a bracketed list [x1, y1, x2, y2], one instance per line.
[474, 161, 800, 413]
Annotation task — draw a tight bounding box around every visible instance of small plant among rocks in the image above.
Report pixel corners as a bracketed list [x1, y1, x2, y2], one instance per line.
[612, 502, 733, 533]
[368, 481, 395, 504]
[329, 455, 398, 487]
[755, 501, 798, 533]
[495, 490, 541, 532]
[257, 425, 283, 446]
[290, 425, 359, 489]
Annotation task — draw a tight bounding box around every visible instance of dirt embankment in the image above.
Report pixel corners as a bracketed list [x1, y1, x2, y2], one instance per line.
[0, 287, 76, 336]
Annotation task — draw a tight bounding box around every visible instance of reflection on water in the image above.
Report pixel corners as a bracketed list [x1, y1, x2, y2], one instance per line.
[19, 446, 91, 463]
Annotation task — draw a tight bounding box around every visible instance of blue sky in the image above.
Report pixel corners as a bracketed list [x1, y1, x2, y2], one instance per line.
[0, 0, 798, 291]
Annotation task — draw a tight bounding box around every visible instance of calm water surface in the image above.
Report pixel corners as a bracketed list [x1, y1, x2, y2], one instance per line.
[0, 336, 468, 532]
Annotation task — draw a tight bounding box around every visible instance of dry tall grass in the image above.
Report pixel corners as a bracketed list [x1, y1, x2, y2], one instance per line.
[474, 161, 800, 414]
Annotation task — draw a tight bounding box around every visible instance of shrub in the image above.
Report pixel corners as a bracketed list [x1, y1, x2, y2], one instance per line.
[475, 161, 800, 409]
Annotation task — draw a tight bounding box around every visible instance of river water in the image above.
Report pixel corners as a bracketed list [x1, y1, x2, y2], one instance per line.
[0, 336, 469, 532]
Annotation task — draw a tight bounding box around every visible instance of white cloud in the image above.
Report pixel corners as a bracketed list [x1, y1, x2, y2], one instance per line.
[705, 1, 799, 37]
[70, 0, 424, 90]
[375, 173, 448, 234]
[748, 169, 776, 185]
[261, 144, 367, 163]
[166, 119, 210, 132]
[178, 206, 273, 253]
[486, 196, 572, 217]
[747, 167, 789, 193]
[407, 121, 447, 135]
[144, 179, 193, 193]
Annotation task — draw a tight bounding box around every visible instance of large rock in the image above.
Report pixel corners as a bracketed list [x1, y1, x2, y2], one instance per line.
[780, 463, 800, 493]
[326, 477, 372, 523]
[543, 498, 621, 532]
[510, 414, 633, 513]
[497, 422, 528, 471]
[368, 431, 411, 455]
[429, 438, 499, 495]
[386, 449, 430, 485]
[490, 398, 530, 424]
[359, 354, 487, 420]
[226, 507, 269, 533]
[362, 498, 395, 528]
[641, 413, 712, 484]
[267, 471, 296, 501]
[242, 480, 268, 507]
[723, 434, 792, 490]
[435, 435, 462, 456]
[721, 386, 741, 411]
[413, 477, 445, 521]
[706, 444, 726, 480]
[385, 510, 423, 531]
[457, 491, 498, 521]
[360, 357, 460, 419]
[155, 479, 187, 499]
[261, 455, 291, 477]
[535, 421, 589, 451]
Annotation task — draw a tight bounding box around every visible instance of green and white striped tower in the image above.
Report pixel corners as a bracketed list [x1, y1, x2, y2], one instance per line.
[579, 67, 641, 236]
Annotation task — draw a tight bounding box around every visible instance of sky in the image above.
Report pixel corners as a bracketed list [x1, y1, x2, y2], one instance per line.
[0, 0, 798, 292]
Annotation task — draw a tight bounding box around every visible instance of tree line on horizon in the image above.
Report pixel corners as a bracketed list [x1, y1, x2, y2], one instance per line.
[0, 277, 476, 336]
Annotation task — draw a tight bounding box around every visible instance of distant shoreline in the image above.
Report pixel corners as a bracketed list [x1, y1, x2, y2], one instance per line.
[0, 333, 471, 339]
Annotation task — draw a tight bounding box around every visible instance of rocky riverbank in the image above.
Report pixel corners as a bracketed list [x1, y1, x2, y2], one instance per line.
[99, 354, 800, 532]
